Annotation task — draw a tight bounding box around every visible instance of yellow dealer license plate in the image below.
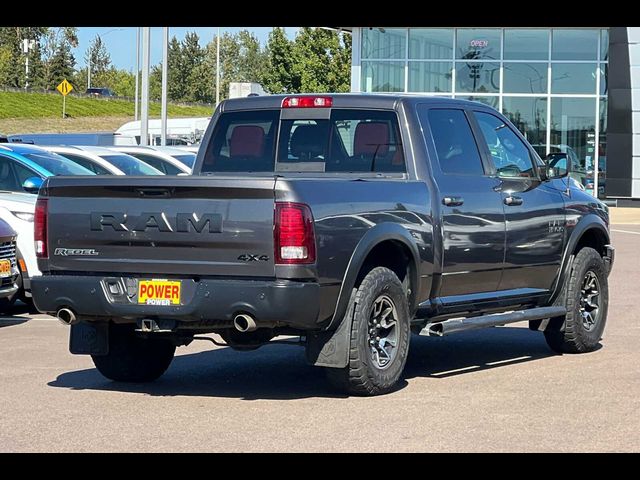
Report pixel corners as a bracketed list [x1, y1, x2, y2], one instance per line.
[0, 259, 11, 278]
[137, 279, 181, 306]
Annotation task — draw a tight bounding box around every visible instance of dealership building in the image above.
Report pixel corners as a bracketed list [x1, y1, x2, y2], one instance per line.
[343, 27, 640, 203]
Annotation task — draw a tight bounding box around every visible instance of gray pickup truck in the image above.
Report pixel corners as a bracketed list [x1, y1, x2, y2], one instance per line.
[32, 94, 614, 396]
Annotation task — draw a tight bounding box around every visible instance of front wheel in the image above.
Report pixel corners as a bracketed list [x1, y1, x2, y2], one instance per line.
[92, 323, 176, 382]
[326, 267, 410, 396]
[544, 247, 609, 353]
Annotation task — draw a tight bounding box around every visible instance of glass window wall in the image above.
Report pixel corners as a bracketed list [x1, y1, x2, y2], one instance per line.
[359, 27, 608, 198]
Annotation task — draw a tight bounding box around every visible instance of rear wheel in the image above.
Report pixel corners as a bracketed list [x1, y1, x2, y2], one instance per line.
[326, 267, 410, 396]
[544, 247, 609, 353]
[92, 323, 175, 382]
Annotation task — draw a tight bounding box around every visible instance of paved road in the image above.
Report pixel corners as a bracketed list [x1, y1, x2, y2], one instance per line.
[1, 227, 639, 452]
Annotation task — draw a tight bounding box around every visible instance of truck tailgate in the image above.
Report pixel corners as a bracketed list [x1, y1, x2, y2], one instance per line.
[41, 176, 276, 278]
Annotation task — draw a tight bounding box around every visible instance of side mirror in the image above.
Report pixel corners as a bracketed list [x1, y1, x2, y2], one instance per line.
[22, 176, 44, 194]
[544, 153, 571, 179]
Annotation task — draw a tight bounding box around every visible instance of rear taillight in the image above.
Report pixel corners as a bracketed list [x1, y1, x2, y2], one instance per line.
[34, 198, 48, 258]
[274, 202, 316, 264]
[282, 96, 333, 108]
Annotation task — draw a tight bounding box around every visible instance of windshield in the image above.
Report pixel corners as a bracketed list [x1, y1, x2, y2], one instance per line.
[172, 154, 196, 167]
[101, 154, 163, 175]
[23, 152, 94, 176]
[201, 109, 405, 174]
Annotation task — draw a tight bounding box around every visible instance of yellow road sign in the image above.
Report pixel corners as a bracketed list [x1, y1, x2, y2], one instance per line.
[56, 79, 73, 96]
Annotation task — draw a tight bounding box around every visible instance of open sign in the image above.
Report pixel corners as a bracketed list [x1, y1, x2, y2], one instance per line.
[470, 39, 489, 48]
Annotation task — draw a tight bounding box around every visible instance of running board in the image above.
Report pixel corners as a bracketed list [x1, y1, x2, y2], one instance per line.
[420, 306, 566, 337]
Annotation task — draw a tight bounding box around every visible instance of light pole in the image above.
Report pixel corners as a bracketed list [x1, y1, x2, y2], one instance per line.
[135, 27, 140, 121]
[87, 28, 124, 90]
[216, 27, 221, 106]
[140, 27, 151, 146]
[22, 39, 35, 90]
[161, 27, 169, 146]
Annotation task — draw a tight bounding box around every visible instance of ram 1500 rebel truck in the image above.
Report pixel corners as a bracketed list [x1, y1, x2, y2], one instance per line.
[32, 95, 615, 396]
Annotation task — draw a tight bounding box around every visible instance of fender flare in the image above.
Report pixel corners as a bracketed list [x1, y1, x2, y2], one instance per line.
[549, 214, 610, 304]
[306, 223, 421, 368]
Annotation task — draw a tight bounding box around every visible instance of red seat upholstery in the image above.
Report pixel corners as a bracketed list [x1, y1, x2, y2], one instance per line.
[229, 125, 265, 158]
[354, 122, 390, 157]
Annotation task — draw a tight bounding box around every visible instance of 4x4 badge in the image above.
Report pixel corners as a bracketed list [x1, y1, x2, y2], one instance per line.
[237, 254, 269, 262]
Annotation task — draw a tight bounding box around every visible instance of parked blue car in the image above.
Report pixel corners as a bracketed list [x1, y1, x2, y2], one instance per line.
[0, 143, 94, 193]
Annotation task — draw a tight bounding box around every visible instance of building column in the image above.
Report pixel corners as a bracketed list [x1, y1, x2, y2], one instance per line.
[351, 27, 362, 92]
[608, 27, 640, 198]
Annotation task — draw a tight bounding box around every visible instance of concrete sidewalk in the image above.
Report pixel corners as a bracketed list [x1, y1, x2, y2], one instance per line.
[610, 207, 640, 224]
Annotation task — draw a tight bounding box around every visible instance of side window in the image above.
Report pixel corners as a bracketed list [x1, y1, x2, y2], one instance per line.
[59, 154, 100, 174]
[474, 111, 536, 178]
[12, 161, 39, 187]
[425, 109, 485, 175]
[131, 154, 167, 173]
[0, 156, 20, 191]
[162, 163, 183, 175]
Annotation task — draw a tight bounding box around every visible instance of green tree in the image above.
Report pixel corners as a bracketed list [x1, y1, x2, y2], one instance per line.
[210, 30, 268, 101]
[189, 41, 216, 104]
[40, 27, 78, 90]
[236, 30, 266, 84]
[0, 46, 13, 86]
[85, 35, 112, 88]
[182, 32, 206, 102]
[291, 28, 351, 93]
[261, 27, 297, 94]
[0, 27, 48, 88]
[166, 37, 184, 101]
[49, 42, 76, 88]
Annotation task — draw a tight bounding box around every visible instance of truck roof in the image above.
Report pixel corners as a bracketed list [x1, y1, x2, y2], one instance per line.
[220, 93, 489, 112]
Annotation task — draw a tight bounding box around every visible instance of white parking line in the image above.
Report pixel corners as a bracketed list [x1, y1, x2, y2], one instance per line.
[611, 229, 640, 235]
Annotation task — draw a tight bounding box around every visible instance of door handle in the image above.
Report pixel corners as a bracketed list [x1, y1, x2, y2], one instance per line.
[442, 196, 464, 207]
[504, 195, 523, 206]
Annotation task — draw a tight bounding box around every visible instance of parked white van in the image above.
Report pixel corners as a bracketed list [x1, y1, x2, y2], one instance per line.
[114, 117, 211, 146]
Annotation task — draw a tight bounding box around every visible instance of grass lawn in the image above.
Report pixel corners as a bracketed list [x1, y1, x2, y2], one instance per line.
[0, 91, 212, 119]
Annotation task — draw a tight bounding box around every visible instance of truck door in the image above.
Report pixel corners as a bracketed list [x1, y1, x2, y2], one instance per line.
[419, 107, 506, 298]
[471, 110, 566, 291]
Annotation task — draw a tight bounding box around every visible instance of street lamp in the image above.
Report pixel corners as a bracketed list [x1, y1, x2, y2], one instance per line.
[22, 39, 35, 90]
[216, 27, 220, 106]
[87, 27, 125, 90]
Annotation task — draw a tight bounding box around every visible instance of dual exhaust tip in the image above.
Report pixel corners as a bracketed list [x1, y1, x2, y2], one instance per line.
[56, 308, 258, 333]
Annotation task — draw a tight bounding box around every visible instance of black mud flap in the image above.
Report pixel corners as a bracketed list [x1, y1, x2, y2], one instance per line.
[305, 289, 356, 368]
[69, 322, 109, 356]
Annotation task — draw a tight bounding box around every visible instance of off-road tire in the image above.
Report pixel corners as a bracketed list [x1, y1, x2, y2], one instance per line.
[326, 267, 410, 396]
[544, 247, 609, 353]
[92, 324, 176, 382]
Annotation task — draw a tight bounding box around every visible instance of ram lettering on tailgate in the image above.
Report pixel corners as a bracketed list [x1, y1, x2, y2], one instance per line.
[90, 212, 223, 233]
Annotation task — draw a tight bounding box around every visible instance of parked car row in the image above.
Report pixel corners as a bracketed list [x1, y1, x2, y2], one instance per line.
[0, 142, 199, 312]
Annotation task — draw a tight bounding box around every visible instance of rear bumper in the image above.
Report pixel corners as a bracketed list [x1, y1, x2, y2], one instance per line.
[0, 282, 19, 299]
[31, 275, 322, 329]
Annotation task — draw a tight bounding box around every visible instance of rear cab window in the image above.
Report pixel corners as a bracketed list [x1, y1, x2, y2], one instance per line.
[422, 108, 486, 176]
[201, 109, 406, 174]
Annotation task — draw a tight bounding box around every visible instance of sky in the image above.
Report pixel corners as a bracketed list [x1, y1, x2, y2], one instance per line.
[72, 27, 297, 71]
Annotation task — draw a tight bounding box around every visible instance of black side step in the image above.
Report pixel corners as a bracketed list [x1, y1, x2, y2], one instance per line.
[420, 306, 566, 337]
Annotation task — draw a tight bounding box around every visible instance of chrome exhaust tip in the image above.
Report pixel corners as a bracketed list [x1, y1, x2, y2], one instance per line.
[56, 308, 77, 326]
[233, 313, 257, 332]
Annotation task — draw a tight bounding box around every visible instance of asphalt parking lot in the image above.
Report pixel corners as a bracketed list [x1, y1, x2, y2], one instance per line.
[1, 226, 639, 452]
